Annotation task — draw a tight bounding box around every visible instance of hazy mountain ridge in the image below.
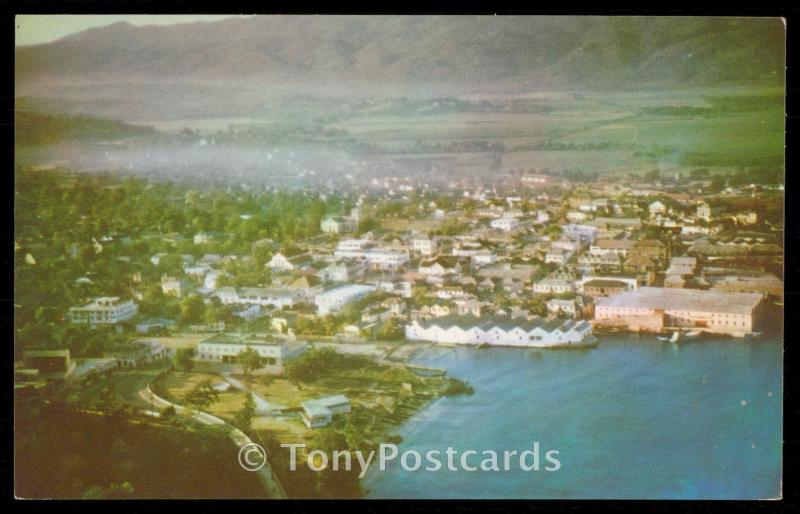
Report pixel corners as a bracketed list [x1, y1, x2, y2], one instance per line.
[17, 16, 785, 94]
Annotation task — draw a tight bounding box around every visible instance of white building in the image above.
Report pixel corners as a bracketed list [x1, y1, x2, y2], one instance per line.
[216, 286, 302, 309]
[405, 315, 594, 347]
[649, 201, 667, 216]
[490, 217, 520, 232]
[411, 237, 438, 256]
[333, 248, 409, 269]
[315, 284, 375, 315]
[67, 297, 138, 325]
[196, 334, 308, 373]
[301, 395, 351, 428]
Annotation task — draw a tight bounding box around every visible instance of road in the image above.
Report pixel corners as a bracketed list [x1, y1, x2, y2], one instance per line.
[138, 385, 287, 499]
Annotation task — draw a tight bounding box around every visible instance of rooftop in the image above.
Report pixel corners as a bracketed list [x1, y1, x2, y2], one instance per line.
[595, 287, 762, 314]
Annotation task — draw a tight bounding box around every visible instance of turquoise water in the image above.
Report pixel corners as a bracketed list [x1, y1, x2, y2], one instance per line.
[364, 336, 783, 499]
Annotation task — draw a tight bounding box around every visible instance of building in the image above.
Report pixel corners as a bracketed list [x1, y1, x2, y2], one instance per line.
[135, 317, 177, 334]
[314, 284, 375, 315]
[196, 333, 308, 373]
[216, 286, 302, 309]
[545, 247, 571, 266]
[22, 350, 75, 379]
[301, 395, 352, 428]
[697, 202, 712, 222]
[67, 297, 138, 325]
[490, 217, 520, 232]
[561, 224, 599, 243]
[594, 287, 763, 336]
[110, 339, 169, 369]
[411, 237, 438, 256]
[419, 257, 461, 277]
[649, 201, 667, 216]
[707, 274, 784, 300]
[590, 239, 636, 258]
[321, 208, 360, 234]
[267, 251, 313, 272]
[161, 275, 193, 297]
[405, 314, 594, 347]
[333, 247, 409, 270]
[582, 279, 631, 298]
[533, 278, 575, 295]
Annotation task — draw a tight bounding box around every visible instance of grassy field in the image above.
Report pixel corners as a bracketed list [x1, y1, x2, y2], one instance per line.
[328, 88, 784, 176]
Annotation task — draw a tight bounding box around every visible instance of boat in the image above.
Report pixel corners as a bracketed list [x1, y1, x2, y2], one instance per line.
[669, 332, 681, 343]
[685, 330, 702, 338]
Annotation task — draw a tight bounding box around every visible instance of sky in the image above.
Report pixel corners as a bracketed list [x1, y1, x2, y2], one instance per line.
[15, 15, 253, 46]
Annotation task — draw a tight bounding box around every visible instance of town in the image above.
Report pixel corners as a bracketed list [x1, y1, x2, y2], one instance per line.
[15, 162, 784, 499]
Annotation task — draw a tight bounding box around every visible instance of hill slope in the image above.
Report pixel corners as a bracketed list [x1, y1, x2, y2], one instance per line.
[15, 16, 785, 119]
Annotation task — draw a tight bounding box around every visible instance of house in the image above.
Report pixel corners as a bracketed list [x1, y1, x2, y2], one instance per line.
[582, 279, 631, 298]
[697, 202, 712, 222]
[590, 239, 636, 258]
[545, 247, 571, 266]
[321, 209, 360, 234]
[411, 237, 438, 256]
[314, 284, 375, 315]
[625, 240, 669, 272]
[419, 257, 461, 277]
[533, 278, 575, 295]
[381, 297, 407, 317]
[67, 297, 138, 325]
[648, 201, 667, 216]
[267, 251, 313, 272]
[161, 275, 193, 298]
[490, 217, 520, 232]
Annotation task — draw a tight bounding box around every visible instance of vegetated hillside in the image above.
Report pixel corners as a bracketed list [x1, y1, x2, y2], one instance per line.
[16, 16, 784, 97]
[15, 111, 157, 145]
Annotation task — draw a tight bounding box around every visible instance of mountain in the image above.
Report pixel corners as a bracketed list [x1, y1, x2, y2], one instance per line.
[15, 16, 785, 119]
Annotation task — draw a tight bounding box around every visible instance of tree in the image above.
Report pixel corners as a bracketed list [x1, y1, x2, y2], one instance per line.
[233, 392, 256, 431]
[161, 405, 177, 420]
[237, 347, 263, 376]
[180, 296, 206, 324]
[175, 348, 195, 372]
[184, 379, 218, 410]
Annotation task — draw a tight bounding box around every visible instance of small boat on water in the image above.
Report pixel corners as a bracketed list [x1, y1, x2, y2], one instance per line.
[685, 330, 702, 338]
[657, 332, 681, 343]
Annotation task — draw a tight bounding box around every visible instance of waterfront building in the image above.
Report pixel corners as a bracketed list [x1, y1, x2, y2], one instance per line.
[594, 287, 763, 335]
[405, 314, 594, 347]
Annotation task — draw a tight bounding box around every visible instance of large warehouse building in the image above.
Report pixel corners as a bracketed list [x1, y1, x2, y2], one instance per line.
[594, 287, 764, 336]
